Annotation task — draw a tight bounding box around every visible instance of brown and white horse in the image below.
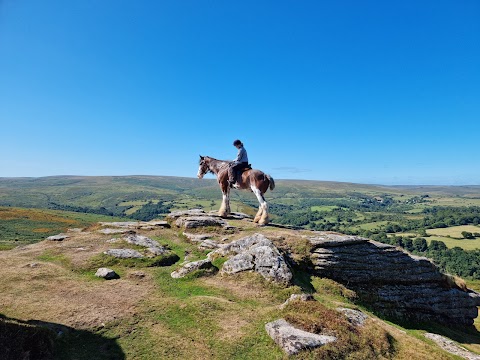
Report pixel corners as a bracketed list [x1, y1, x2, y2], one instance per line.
[197, 156, 275, 225]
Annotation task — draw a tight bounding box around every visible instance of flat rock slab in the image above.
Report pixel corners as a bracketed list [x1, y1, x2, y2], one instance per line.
[308, 232, 369, 248]
[99, 221, 171, 229]
[95, 268, 119, 280]
[46, 234, 69, 241]
[104, 249, 144, 259]
[171, 259, 214, 279]
[265, 319, 336, 355]
[216, 233, 292, 285]
[336, 308, 368, 327]
[207, 211, 252, 220]
[99, 221, 140, 228]
[146, 220, 170, 228]
[167, 209, 207, 219]
[98, 228, 130, 235]
[175, 216, 227, 229]
[424, 333, 480, 360]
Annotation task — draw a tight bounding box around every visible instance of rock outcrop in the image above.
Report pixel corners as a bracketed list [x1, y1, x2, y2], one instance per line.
[265, 319, 336, 355]
[309, 232, 480, 325]
[214, 233, 292, 285]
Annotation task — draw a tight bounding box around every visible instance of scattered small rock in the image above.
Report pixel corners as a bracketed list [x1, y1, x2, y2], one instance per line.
[424, 333, 480, 360]
[171, 259, 214, 279]
[104, 249, 144, 259]
[67, 228, 84, 233]
[95, 268, 119, 280]
[265, 319, 336, 355]
[124, 234, 169, 256]
[46, 234, 69, 241]
[280, 293, 315, 309]
[106, 238, 122, 243]
[336, 308, 368, 327]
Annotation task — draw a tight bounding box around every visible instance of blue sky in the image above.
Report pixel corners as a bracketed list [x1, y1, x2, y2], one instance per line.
[0, 1, 479, 185]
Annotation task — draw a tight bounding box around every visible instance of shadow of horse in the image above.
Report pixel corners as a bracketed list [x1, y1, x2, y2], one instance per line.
[0, 314, 125, 360]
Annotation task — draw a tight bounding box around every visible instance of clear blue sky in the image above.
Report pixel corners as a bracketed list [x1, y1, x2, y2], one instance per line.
[1, 1, 479, 185]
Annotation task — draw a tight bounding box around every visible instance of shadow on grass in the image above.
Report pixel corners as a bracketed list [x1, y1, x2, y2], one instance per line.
[0, 314, 125, 360]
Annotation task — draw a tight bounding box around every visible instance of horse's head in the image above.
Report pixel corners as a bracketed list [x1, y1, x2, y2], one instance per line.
[197, 155, 210, 179]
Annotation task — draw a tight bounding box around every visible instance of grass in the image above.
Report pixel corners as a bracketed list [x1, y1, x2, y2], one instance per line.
[426, 225, 480, 239]
[0, 206, 122, 245]
[425, 236, 480, 251]
[2, 220, 478, 359]
[311, 205, 338, 212]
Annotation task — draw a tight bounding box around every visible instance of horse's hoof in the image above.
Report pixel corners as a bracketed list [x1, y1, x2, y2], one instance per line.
[258, 218, 269, 226]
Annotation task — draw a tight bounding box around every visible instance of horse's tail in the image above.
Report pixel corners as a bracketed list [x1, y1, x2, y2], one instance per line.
[266, 174, 275, 191]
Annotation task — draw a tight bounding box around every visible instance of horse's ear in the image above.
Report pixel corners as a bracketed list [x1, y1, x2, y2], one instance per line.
[199, 155, 204, 160]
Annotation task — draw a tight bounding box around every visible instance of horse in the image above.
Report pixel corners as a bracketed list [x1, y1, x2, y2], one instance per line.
[197, 156, 275, 225]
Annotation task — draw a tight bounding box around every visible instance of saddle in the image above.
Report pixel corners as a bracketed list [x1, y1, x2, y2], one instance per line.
[233, 164, 252, 184]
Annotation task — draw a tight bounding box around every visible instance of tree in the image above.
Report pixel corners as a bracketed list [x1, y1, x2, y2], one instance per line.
[413, 238, 428, 252]
[461, 231, 475, 239]
[429, 240, 447, 251]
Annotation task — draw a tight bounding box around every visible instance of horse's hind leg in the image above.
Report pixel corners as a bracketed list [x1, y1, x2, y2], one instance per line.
[252, 186, 269, 225]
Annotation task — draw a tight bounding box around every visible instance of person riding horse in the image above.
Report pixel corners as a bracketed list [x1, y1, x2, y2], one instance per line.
[228, 139, 249, 188]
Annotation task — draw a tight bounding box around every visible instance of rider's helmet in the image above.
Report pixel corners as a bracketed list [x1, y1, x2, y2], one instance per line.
[233, 139, 242, 146]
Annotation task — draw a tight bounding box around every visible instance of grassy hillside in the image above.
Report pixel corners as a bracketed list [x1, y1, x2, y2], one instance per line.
[0, 216, 471, 359]
[0, 207, 122, 249]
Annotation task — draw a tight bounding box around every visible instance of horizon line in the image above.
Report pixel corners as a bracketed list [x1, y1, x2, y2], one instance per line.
[0, 174, 479, 187]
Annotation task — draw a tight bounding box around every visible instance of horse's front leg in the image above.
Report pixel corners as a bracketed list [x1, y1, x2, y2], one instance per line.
[218, 183, 231, 218]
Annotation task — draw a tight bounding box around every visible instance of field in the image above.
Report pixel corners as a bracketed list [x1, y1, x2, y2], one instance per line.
[427, 225, 480, 239]
[0, 207, 122, 248]
[426, 236, 480, 251]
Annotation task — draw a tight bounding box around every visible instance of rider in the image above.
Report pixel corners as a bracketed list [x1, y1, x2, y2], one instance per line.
[228, 139, 248, 188]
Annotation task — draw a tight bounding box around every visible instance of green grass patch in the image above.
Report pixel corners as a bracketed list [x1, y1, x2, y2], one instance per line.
[87, 253, 180, 271]
[426, 225, 480, 239]
[425, 236, 480, 251]
[36, 250, 72, 268]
